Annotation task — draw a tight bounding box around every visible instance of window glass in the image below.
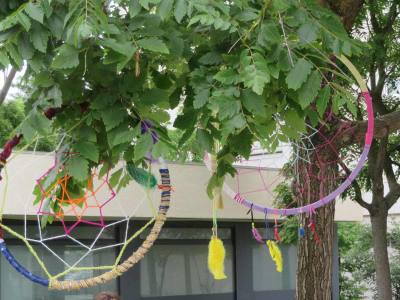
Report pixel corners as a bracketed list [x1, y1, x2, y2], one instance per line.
[1, 243, 117, 299]
[252, 241, 297, 291]
[140, 231, 234, 297]
[140, 227, 231, 240]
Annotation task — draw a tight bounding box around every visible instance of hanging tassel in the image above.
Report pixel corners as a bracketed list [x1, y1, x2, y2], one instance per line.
[266, 240, 283, 273]
[308, 221, 320, 243]
[126, 162, 157, 189]
[208, 235, 227, 280]
[274, 218, 281, 242]
[251, 223, 264, 244]
[298, 226, 305, 238]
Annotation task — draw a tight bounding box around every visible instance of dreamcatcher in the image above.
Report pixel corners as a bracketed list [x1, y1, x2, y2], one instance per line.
[205, 55, 374, 276]
[0, 118, 172, 290]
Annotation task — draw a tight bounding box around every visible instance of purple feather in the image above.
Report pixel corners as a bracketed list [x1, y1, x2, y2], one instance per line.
[252, 226, 264, 244]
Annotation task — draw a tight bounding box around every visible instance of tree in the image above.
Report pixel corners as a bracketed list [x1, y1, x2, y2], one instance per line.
[338, 222, 400, 299]
[0, 1, 398, 299]
[341, 1, 400, 298]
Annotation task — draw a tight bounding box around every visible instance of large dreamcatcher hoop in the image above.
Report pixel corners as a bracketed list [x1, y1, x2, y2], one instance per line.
[205, 55, 374, 216]
[0, 121, 171, 290]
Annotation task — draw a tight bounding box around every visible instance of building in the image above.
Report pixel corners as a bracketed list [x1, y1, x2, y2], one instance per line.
[0, 152, 362, 300]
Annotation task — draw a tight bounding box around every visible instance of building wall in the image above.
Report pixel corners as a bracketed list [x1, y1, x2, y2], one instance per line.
[0, 152, 363, 222]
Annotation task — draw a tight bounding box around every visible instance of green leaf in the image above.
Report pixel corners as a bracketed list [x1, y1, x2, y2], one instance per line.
[109, 168, 123, 188]
[229, 128, 253, 158]
[101, 107, 127, 130]
[298, 22, 319, 44]
[51, 44, 79, 69]
[316, 86, 331, 117]
[241, 54, 270, 95]
[297, 70, 322, 108]
[34, 71, 54, 87]
[27, 111, 51, 135]
[108, 126, 135, 147]
[258, 22, 281, 46]
[241, 89, 265, 116]
[174, 0, 187, 23]
[214, 68, 237, 85]
[286, 58, 313, 90]
[0, 13, 19, 31]
[196, 129, 213, 153]
[0, 51, 10, 68]
[75, 141, 99, 162]
[207, 173, 224, 199]
[101, 38, 136, 58]
[66, 156, 89, 182]
[282, 109, 305, 138]
[141, 88, 169, 106]
[138, 38, 169, 54]
[158, 0, 174, 20]
[134, 133, 153, 161]
[129, 0, 142, 17]
[17, 35, 34, 59]
[214, 97, 240, 120]
[25, 3, 44, 24]
[193, 88, 209, 109]
[199, 51, 222, 65]
[6, 44, 23, 68]
[30, 24, 49, 53]
[152, 141, 170, 158]
[17, 12, 31, 31]
[272, 0, 291, 12]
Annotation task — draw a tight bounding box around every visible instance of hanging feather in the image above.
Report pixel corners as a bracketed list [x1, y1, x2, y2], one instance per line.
[208, 235, 227, 280]
[266, 240, 283, 273]
[126, 162, 157, 189]
[251, 223, 264, 244]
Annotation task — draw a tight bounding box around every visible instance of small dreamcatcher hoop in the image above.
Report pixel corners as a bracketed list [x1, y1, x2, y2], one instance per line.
[0, 121, 171, 290]
[204, 55, 374, 216]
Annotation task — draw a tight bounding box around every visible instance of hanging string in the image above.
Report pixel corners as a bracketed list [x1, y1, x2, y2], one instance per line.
[248, 204, 263, 244]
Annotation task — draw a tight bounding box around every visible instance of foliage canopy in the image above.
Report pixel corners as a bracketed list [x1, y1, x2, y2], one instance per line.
[0, 0, 362, 191]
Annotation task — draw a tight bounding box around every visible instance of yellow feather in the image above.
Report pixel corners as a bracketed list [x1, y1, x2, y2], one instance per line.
[208, 236, 227, 280]
[266, 240, 283, 273]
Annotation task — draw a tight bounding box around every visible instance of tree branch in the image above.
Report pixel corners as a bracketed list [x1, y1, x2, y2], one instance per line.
[382, 0, 399, 33]
[384, 155, 399, 191]
[385, 183, 400, 209]
[319, 0, 366, 31]
[351, 179, 372, 210]
[339, 110, 400, 146]
[0, 67, 17, 105]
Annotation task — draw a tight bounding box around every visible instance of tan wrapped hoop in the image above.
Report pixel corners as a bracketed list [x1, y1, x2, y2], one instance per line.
[49, 167, 171, 291]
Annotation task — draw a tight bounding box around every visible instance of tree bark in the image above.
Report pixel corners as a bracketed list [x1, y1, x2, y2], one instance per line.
[370, 208, 393, 300]
[295, 139, 338, 300]
[297, 202, 335, 300]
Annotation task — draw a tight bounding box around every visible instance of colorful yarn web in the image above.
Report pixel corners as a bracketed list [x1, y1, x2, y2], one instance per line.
[0, 132, 172, 291]
[36, 167, 116, 234]
[204, 55, 374, 217]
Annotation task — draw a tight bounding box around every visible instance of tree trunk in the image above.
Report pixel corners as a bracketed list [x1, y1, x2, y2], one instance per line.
[370, 208, 393, 299]
[295, 141, 338, 300]
[297, 202, 335, 300]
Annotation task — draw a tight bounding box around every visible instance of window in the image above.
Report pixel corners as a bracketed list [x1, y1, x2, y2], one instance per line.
[139, 227, 234, 298]
[0, 224, 118, 300]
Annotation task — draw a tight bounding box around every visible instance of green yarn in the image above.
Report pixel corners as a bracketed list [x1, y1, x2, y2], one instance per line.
[126, 162, 157, 189]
